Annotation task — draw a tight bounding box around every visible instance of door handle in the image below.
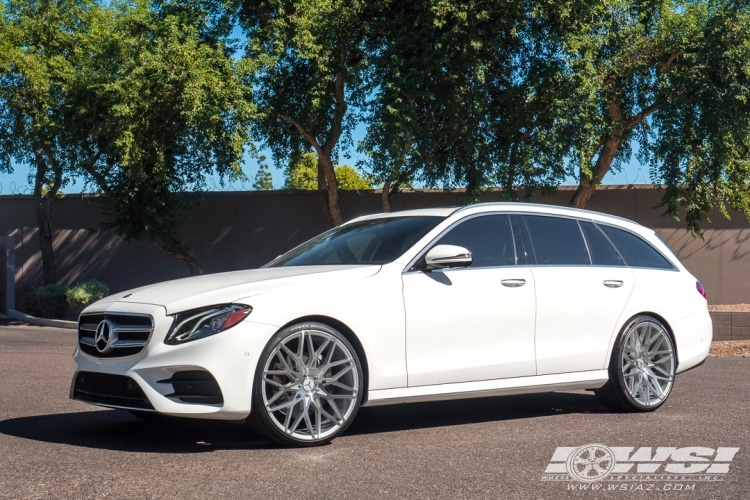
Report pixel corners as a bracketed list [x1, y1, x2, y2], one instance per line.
[501, 279, 526, 287]
[603, 280, 624, 288]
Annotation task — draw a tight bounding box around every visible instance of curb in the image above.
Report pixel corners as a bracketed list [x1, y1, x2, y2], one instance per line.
[7, 309, 77, 330]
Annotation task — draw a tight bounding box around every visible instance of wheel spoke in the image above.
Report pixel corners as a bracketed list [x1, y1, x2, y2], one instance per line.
[324, 380, 356, 392]
[326, 364, 353, 382]
[652, 354, 674, 365]
[265, 388, 286, 406]
[264, 378, 291, 390]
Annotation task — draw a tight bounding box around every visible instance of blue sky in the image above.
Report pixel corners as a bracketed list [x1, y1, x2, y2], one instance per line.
[0, 126, 651, 195]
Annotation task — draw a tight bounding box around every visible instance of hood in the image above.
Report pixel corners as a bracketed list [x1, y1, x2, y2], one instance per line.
[90, 265, 380, 315]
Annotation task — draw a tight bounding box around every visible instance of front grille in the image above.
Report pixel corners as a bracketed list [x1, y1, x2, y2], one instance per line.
[158, 370, 224, 405]
[73, 371, 154, 410]
[78, 313, 154, 358]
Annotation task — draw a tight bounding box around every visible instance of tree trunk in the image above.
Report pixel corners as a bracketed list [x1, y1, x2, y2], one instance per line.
[318, 153, 343, 226]
[152, 231, 204, 276]
[569, 135, 623, 208]
[35, 194, 56, 285]
[381, 177, 392, 212]
[32, 146, 62, 285]
[570, 101, 625, 208]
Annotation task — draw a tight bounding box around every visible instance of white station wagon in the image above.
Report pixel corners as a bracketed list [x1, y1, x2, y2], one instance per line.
[71, 203, 712, 446]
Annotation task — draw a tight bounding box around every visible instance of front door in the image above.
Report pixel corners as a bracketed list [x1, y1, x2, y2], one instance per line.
[402, 214, 537, 387]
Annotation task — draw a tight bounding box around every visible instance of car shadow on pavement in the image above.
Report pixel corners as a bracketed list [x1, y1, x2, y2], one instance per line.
[349, 391, 608, 436]
[0, 391, 609, 453]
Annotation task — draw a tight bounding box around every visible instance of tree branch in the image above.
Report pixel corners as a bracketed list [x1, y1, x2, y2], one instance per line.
[516, 104, 552, 142]
[624, 101, 662, 129]
[277, 112, 322, 153]
[322, 42, 348, 156]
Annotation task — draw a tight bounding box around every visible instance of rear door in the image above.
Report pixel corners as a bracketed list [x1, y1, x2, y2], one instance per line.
[518, 215, 635, 375]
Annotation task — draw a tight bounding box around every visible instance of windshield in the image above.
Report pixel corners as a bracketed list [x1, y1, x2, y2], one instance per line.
[268, 216, 444, 267]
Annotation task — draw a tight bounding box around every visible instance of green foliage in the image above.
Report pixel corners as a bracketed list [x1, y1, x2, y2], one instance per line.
[358, 0, 750, 228]
[284, 152, 372, 190]
[0, 0, 101, 282]
[284, 152, 318, 190]
[335, 165, 373, 190]
[25, 284, 69, 319]
[252, 157, 274, 190]
[71, 0, 257, 273]
[234, 0, 373, 223]
[66, 280, 109, 315]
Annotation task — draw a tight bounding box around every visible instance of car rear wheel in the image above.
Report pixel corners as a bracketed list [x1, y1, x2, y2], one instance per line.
[249, 322, 363, 447]
[595, 315, 676, 412]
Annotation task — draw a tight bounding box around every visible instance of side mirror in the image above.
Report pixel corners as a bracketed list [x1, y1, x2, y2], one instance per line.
[424, 245, 472, 270]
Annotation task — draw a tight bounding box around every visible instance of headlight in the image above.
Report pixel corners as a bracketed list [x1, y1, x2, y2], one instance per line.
[164, 304, 252, 345]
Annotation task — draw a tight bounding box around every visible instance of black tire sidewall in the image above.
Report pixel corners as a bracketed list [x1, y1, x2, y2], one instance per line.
[250, 321, 364, 447]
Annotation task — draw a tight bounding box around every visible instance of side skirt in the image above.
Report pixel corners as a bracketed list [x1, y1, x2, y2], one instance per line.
[363, 370, 609, 407]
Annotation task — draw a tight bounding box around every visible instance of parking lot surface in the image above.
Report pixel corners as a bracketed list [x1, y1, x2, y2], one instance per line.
[0, 320, 748, 499]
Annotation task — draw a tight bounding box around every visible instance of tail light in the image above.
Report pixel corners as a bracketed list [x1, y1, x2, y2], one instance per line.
[696, 281, 707, 300]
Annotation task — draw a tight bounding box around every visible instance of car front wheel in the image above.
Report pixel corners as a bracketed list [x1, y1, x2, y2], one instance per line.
[595, 315, 676, 412]
[249, 322, 363, 447]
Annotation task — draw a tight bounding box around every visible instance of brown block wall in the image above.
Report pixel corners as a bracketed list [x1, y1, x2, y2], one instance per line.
[1, 186, 749, 306]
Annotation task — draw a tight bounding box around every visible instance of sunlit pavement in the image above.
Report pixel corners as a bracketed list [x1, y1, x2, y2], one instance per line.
[1, 320, 748, 499]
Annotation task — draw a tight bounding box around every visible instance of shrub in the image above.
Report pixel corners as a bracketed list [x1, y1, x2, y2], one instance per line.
[24, 289, 41, 317]
[26, 284, 69, 319]
[66, 280, 110, 315]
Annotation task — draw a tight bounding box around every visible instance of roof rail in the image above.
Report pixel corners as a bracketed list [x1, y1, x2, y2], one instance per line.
[450, 201, 639, 226]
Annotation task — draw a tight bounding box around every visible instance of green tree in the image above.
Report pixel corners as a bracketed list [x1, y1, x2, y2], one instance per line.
[283, 152, 318, 190]
[252, 156, 274, 190]
[284, 152, 372, 190]
[335, 165, 373, 190]
[0, 0, 100, 284]
[550, 1, 750, 231]
[74, 0, 256, 274]
[234, 0, 371, 226]
[360, 0, 573, 210]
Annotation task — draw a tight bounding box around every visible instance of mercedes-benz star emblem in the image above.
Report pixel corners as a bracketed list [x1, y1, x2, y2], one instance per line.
[95, 319, 114, 353]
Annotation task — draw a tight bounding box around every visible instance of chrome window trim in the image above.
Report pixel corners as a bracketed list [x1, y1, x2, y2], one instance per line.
[402, 210, 679, 274]
[402, 212, 519, 274]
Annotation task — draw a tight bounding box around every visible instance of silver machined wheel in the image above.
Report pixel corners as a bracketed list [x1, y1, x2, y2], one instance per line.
[260, 328, 359, 441]
[620, 320, 675, 407]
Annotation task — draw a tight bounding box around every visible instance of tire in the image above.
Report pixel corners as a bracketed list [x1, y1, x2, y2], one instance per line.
[248, 322, 364, 447]
[595, 315, 676, 412]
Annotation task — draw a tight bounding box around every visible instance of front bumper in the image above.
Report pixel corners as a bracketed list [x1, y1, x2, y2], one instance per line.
[70, 301, 279, 420]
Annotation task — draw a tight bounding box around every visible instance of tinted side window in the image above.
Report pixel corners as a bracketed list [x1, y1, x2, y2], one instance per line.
[523, 215, 590, 265]
[580, 221, 625, 266]
[598, 225, 674, 269]
[509, 214, 531, 265]
[435, 215, 516, 267]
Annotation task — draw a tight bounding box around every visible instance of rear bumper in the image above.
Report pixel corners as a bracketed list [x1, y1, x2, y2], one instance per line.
[673, 310, 712, 374]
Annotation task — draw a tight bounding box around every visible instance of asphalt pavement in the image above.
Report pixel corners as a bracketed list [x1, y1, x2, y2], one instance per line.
[0, 319, 748, 499]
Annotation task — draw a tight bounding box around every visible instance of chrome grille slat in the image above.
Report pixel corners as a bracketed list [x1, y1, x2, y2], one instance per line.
[78, 312, 154, 358]
[112, 325, 152, 333]
[111, 339, 148, 348]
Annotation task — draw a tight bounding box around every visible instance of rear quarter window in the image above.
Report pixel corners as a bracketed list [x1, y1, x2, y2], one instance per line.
[598, 225, 675, 270]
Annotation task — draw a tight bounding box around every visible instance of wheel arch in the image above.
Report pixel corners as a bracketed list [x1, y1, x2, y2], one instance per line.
[277, 315, 370, 404]
[615, 311, 679, 367]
